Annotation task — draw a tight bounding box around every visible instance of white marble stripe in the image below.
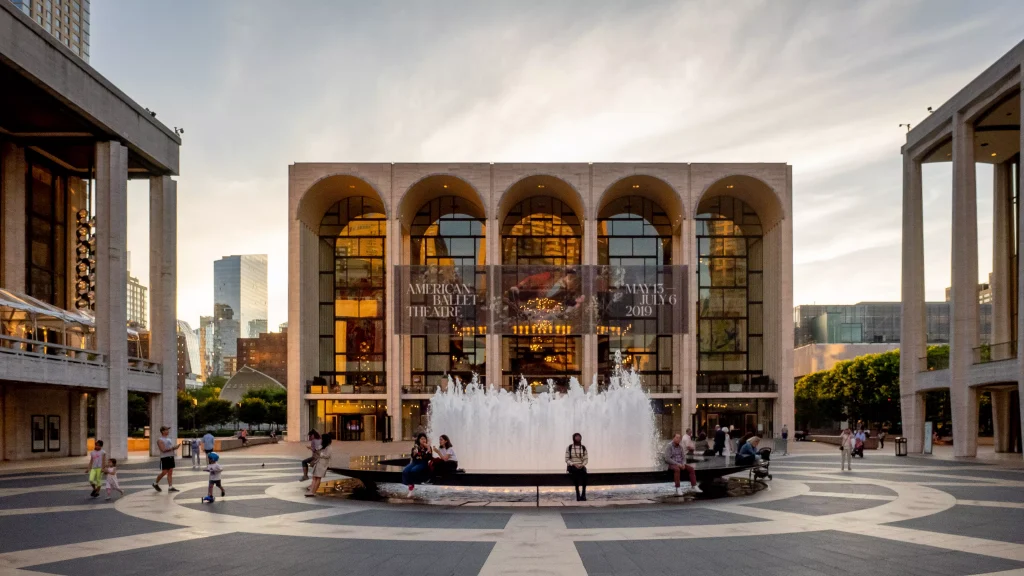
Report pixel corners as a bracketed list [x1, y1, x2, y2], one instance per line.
[0, 503, 115, 516]
[838, 524, 1024, 562]
[804, 491, 897, 501]
[479, 513, 587, 576]
[0, 527, 230, 569]
[956, 499, 1024, 509]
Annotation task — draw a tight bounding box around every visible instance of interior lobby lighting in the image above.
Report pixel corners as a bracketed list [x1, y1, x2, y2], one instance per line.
[538, 184, 545, 188]
[632, 184, 640, 189]
[991, 152, 998, 157]
[726, 185, 734, 189]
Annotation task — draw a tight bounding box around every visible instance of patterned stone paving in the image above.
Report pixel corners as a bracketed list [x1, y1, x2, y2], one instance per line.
[0, 448, 1022, 575]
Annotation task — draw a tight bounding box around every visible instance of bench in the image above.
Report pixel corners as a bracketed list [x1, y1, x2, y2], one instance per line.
[214, 436, 276, 451]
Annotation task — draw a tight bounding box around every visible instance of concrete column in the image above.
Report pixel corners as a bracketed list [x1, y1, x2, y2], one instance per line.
[148, 176, 178, 454]
[778, 168, 796, 436]
[950, 114, 980, 458]
[991, 389, 1012, 453]
[1, 143, 27, 292]
[899, 152, 927, 453]
[1018, 73, 1024, 459]
[68, 391, 88, 456]
[94, 141, 129, 460]
[288, 223, 317, 440]
[991, 162, 1013, 356]
[678, 216, 695, 431]
[386, 217, 401, 442]
[582, 217, 597, 388]
[486, 215, 502, 390]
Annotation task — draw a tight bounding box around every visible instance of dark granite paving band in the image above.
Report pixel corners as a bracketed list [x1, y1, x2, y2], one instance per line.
[574, 530, 1024, 576]
[27, 532, 495, 576]
[308, 509, 513, 529]
[0, 508, 180, 554]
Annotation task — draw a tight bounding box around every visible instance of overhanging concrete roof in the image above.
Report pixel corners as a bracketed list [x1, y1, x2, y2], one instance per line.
[0, 0, 180, 175]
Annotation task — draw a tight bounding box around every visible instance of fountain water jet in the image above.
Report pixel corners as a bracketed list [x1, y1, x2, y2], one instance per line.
[427, 352, 660, 471]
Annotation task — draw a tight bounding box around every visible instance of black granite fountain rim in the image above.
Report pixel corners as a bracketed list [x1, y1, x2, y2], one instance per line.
[330, 454, 754, 488]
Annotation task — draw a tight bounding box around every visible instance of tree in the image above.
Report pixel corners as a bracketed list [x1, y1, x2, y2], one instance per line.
[243, 387, 286, 404]
[197, 399, 234, 428]
[127, 392, 149, 432]
[267, 402, 287, 429]
[177, 391, 197, 431]
[795, 349, 901, 432]
[237, 397, 269, 428]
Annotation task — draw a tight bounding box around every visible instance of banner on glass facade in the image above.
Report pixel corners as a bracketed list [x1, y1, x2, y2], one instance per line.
[395, 265, 687, 335]
[394, 265, 489, 335]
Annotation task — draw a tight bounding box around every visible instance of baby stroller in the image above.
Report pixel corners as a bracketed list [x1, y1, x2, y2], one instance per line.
[748, 447, 773, 486]
[853, 439, 865, 458]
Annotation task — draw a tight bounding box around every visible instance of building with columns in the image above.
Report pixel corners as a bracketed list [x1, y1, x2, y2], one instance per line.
[288, 163, 794, 443]
[900, 39, 1024, 457]
[0, 2, 179, 461]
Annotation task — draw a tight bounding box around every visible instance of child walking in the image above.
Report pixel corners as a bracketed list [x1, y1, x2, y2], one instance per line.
[202, 452, 225, 503]
[190, 438, 201, 469]
[86, 440, 106, 498]
[103, 458, 125, 500]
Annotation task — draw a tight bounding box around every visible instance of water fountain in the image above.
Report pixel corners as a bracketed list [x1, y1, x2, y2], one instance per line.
[427, 352, 660, 471]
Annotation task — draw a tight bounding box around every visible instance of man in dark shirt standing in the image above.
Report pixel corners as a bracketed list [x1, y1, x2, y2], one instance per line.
[713, 425, 726, 457]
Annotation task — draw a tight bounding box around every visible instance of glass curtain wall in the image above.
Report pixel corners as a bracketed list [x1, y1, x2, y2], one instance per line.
[696, 196, 765, 392]
[317, 197, 386, 393]
[501, 196, 582, 390]
[596, 195, 674, 392]
[409, 195, 486, 392]
[26, 153, 67, 308]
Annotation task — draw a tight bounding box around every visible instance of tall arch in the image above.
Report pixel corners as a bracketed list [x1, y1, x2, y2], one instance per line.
[694, 175, 784, 231]
[597, 175, 684, 229]
[296, 174, 388, 233]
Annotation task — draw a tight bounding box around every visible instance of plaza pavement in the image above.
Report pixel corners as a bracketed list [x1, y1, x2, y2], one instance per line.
[0, 441, 1022, 575]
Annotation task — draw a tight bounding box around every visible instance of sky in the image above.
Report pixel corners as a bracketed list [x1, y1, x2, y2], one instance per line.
[88, 0, 1024, 329]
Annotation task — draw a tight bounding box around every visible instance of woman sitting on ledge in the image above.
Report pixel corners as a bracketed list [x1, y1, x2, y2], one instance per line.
[736, 436, 761, 466]
[430, 435, 458, 477]
[402, 433, 432, 496]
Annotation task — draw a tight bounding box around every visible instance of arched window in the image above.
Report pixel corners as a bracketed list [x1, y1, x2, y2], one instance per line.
[409, 196, 486, 391]
[317, 196, 387, 393]
[501, 196, 581, 266]
[695, 196, 764, 391]
[596, 196, 673, 391]
[500, 195, 582, 390]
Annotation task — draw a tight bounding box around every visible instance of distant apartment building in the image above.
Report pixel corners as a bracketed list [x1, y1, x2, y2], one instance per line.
[9, 0, 90, 61]
[198, 316, 214, 379]
[212, 255, 268, 375]
[126, 273, 147, 329]
[237, 328, 287, 384]
[793, 301, 992, 347]
[176, 320, 202, 390]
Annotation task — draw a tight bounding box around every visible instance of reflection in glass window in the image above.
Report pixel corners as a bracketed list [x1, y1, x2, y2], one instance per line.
[696, 196, 764, 392]
[501, 196, 581, 266]
[501, 195, 582, 389]
[409, 196, 486, 391]
[317, 196, 386, 393]
[596, 195, 674, 391]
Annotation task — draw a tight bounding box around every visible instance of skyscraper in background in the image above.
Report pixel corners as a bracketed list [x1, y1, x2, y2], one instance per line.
[212, 255, 268, 375]
[9, 0, 90, 61]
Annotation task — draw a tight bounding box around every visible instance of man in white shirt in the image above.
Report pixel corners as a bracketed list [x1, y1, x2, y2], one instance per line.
[681, 428, 696, 456]
[152, 426, 181, 493]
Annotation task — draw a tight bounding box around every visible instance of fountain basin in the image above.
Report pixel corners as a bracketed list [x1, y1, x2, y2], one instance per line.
[329, 455, 755, 494]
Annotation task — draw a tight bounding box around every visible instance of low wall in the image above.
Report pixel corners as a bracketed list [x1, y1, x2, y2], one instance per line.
[88, 438, 149, 452]
[806, 435, 880, 450]
[214, 436, 275, 451]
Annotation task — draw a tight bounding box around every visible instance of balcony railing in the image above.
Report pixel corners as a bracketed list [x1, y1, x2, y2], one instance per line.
[696, 381, 778, 394]
[920, 354, 949, 372]
[973, 341, 1017, 365]
[0, 334, 106, 366]
[128, 357, 161, 374]
[306, 380, 387, 395]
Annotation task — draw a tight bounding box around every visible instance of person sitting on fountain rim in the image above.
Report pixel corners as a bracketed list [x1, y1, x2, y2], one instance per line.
[736, 436, 762, 466]
[402, 433, 432, 497]
[565, 433, 588, 501]
[429, 434, 458, 477]
[664, 433, 702, 496]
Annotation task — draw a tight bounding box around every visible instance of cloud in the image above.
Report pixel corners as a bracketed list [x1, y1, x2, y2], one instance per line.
[90, 0, 1024, 325]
